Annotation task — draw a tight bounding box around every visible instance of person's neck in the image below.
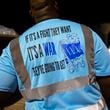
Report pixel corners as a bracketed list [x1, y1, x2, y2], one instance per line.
[32, 5, 59, 23]
[34, 13, 59, 23]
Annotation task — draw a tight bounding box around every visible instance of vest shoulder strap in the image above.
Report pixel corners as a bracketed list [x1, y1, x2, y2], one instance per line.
[10, 38, 31, 88]
[81, 24, 95, 81]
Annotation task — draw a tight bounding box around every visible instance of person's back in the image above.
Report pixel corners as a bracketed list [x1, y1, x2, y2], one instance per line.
[0, 0, 110, 110]
[14, 19, 109, 110]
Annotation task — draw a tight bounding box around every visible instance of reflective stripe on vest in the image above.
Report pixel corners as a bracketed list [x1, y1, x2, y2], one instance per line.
[10, 39, 31, 88]
[81, 24, 94, 74]
[22, 75, 90, 100]
[10, 24, 95, 101]
[81, 24, 95, 83]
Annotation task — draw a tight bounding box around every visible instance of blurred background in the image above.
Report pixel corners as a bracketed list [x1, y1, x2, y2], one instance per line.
[0, 0, 110, 109]
[0, 0, 109, 34]
[0, 0, 110, 46]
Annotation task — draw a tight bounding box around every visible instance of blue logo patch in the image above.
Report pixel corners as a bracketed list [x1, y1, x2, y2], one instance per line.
[61, 41, 84, 60]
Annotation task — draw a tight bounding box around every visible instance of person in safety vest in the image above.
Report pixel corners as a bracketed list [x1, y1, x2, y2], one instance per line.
[0, 0, 110, 110]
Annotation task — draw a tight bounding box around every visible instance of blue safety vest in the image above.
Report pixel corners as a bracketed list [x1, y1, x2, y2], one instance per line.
[10, 20, 107, 110]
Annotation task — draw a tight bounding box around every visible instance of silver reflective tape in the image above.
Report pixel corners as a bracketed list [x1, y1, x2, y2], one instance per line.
[21, 76, 89, 100]
[10, 38, 31, 88]
[81, 24, 94, 73]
